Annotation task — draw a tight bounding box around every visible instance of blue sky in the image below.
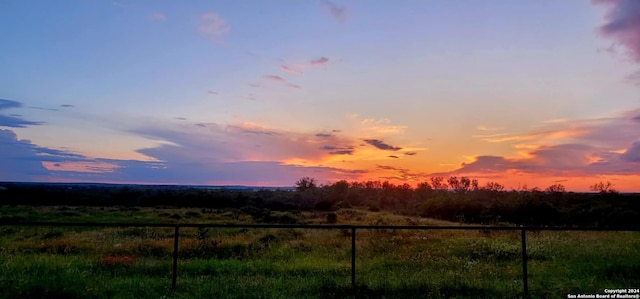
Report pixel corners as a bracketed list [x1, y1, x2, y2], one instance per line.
[1, 0, 640, 190]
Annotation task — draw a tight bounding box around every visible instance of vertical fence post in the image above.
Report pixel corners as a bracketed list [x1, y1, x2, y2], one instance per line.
[521, 228, 528, 298]
[172, 226, 180, 291]
[351, 227, 356, 289]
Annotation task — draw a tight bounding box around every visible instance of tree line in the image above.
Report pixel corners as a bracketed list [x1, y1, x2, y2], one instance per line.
[0, 178, 637, 228]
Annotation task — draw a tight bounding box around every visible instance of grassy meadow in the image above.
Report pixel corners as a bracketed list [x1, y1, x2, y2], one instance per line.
[0, 205, 638, 298]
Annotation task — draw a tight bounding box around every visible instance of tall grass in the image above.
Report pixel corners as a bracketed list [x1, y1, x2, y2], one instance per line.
[0, 206, 638, 298]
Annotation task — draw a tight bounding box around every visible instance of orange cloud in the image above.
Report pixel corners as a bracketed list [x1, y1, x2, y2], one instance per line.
[280, 65, 304, 75]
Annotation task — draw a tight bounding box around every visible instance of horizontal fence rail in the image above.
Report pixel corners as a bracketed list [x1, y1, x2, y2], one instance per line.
[1, 221, 639, 297]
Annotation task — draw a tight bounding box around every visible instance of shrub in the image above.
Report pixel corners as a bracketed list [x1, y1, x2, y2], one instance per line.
[41, 231, 64, 240]
[99, 255, 134, 267]
[326, 213, 338, 223]
[314, 200, 335, 211]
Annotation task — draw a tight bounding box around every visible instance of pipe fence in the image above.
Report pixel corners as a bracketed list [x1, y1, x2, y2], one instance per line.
[2, 221, 638, 297]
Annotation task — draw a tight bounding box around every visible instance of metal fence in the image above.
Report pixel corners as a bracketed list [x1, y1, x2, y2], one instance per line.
[1, 221, 638, 297]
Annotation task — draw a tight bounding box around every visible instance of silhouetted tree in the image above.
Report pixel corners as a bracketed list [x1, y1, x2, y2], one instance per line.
[295, 177, 317, 192]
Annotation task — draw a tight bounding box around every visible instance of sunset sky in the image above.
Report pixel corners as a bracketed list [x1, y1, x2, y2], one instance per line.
[1, 0, 640, 191]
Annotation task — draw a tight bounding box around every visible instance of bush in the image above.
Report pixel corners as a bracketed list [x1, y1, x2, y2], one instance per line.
[326, 213, 338, 223]
[313, 200, 335, 211]
[262, 211, 298, 224]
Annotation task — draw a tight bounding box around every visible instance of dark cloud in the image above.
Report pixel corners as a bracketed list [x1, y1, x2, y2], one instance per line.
[122, 142, 363, 185]
[329, 150, 354, 155]
[321, 145, 341, 150]
[0, 99, 22, 110]
[29, 106, 59, 112]
[621, 141, 640, 162]
[232, 126, 279, 136]
[175, 117, 187, 121]
[594, 0, 640, 63]
[405, 152, 417, 156]
[632, 115, 640, 123]
[0, 115, 44, 128]
[310, 57, 330, 65]
[0, 129, 50, 180]
[443, 142, 640, 177]
[388, 155, 399, 159]
[316, 133, 333, 138]
[321, 0, 347, 23]
[0, 125, 364, 185]
[363, 139, 402, 151]
[208, 91, 218, 95]
[60, 104, 75, 108]
[0, 114, 373, 185]
[321, 145, 354, 155]
[35, 147, 86, 161]
[0, 129, 104, 181]
[454, 145, 595, 174]
[0, 100, 44, 127]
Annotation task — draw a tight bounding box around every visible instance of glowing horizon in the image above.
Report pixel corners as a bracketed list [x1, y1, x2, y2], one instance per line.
[1, 1, 640, 192]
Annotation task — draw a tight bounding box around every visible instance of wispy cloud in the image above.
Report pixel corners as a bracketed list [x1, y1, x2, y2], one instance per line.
[262, 75, 302, 89]
[476, 128, 588, 144]
[29, 106, 58, 112]
[280, 65, 304, 75]
[149, 12, 166, 21]
[263, 75, 285, 82]
[228, 123, 280, 136]
[355, 116, 407, 134]
[310, 57, 330, 66]
[199, 12, 229, 42]
[476, 125, 503, 131]
[321, 0, 347, 23]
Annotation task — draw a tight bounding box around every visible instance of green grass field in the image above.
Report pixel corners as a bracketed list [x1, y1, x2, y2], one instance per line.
[0, 206, 638, 298]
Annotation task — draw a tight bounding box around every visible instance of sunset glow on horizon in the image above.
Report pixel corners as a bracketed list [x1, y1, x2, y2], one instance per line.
[2, 1, 640, 191]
